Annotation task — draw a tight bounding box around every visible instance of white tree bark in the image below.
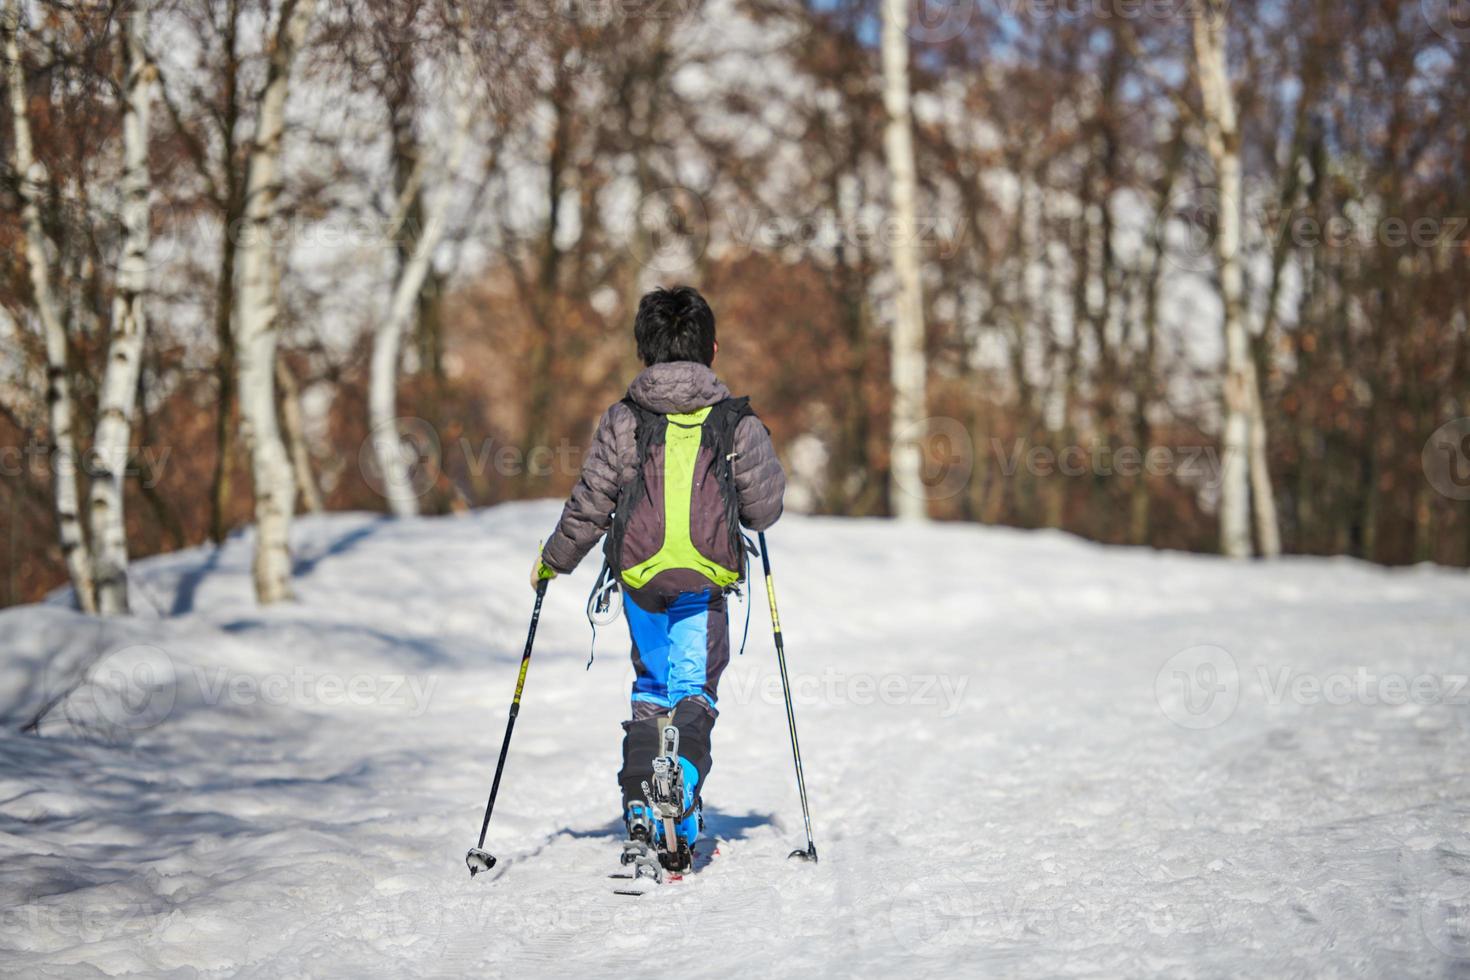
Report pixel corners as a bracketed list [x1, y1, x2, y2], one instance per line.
[369, 71, 474, 518]
[4, 0, 96, 612]
[276, 357, 323, 514]
[235, 0, 317, 603]
[1193, 2, 1253, 558]
[881, 0, 929, 521]
[89, 0, 154, 614]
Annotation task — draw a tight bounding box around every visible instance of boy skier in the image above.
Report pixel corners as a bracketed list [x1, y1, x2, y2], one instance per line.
[531, 286, 786, 868]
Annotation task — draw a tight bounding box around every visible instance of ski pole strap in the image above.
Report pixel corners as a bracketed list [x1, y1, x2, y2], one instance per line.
[584, 560, 622, 670]
[735, 534, 757, 656]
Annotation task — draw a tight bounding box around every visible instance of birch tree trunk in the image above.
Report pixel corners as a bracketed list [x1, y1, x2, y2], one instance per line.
[880, 0, 928, 521]
[235, 0, 316, 603]
[1247, 359, 1282, 556]
[4, 0, 96, 612]
[1193, 2, 1252, 558]
[89, 0, 154, 614]
[276, 358, 322, 514]
[369, 77, 473, 518]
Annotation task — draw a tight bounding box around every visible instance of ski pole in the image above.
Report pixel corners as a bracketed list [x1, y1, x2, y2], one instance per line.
[757, 531, 818, 863]
[466, 578, 548, 877]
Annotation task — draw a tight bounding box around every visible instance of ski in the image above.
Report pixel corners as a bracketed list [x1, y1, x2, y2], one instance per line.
[611, 840, 716, 896]
[612, 838, 664, 896]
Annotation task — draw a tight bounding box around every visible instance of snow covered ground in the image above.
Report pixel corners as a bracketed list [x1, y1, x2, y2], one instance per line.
[2, 502, 1469, 978]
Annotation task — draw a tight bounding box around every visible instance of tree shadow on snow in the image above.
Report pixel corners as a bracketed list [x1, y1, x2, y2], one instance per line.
[169, 543, 226, 617]
[291, 518, 390, 578]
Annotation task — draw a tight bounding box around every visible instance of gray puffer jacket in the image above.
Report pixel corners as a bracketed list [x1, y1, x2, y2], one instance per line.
[542, 361, 786, 576]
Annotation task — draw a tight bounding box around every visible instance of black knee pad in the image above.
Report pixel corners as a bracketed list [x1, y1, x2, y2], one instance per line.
[617, 699, 719, 807]
[671, 697, 716, 790]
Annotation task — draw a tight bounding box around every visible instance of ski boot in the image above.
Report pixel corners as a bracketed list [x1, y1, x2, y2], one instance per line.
[641, 722, 700, 876]
[619, 800, 664, 881]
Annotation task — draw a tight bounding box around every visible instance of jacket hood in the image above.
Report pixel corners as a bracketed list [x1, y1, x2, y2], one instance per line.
[626, 361, 730, 414]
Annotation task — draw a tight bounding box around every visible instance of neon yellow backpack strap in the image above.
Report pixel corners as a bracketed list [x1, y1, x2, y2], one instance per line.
[621, 407, 742, 590]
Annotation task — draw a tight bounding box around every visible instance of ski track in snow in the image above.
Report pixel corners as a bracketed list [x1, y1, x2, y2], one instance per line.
[2, 502, 1469, 978]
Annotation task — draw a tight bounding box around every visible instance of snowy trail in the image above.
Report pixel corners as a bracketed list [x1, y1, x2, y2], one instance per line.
[2, 502, 1469, 978]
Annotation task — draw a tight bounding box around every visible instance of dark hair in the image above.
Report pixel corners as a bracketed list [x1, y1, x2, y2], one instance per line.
[634, 286, 717, 366]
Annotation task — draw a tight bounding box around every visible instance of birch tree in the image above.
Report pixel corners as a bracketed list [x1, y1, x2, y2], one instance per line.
[88, 0, 154, 614]
[4, 0, 96, 612]
[368, 39, 475, 518]
[880, 0, 928, 521]
[235, 0, 318, 603]
[1192, 0, 1279, 557]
